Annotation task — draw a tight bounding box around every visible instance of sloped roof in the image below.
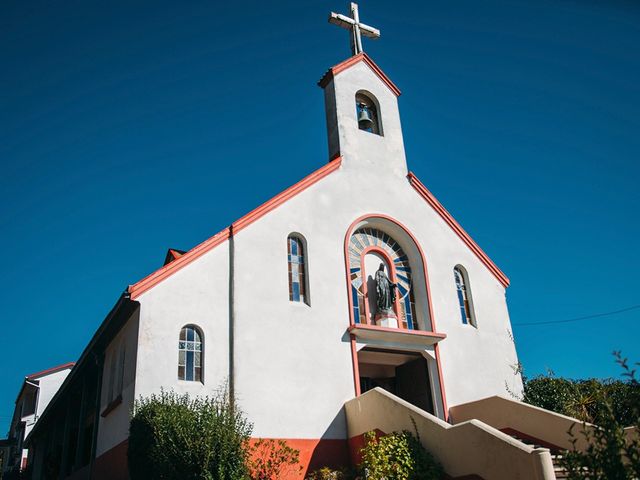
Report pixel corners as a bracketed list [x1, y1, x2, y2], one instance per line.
[127, 156, 509, 301]
[128, 157, 343, 299]
[408, 173, 509, 287]
[13, 362, 75, 408]
[318, 52, 401, 97]
[163, 248, 186, 266]
[26, 362, 75, 380]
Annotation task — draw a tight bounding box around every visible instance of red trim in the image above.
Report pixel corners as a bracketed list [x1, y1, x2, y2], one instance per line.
[343, 213, 448, 419]
[407, 172, 510, 288]
[129, 158, 342, 299]
[434, 343, 449, 422]
[93, 439, 128, 480]
[248, 437, 350, 478]
[348, 429, 386, 466]
[318, 53, 401, 97]
[350, 334, 361, 396]
[26, 362, 75, 380]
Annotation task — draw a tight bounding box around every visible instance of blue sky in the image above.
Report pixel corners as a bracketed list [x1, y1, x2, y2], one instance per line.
[1, 0, 639, 431]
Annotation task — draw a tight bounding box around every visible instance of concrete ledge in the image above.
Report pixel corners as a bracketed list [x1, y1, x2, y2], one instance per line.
[348, 324, 446, 346]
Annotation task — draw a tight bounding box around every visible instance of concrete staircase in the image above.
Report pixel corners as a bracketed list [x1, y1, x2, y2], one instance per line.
[345, 388, 557, 480]
[504, 431, 568, 479]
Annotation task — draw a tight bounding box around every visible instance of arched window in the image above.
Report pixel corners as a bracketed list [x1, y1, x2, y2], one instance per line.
[349, 228, 417, 329]
[287, 235, 309, 304]
[355, 91, 381, 135]
[178, 326, 203, 382]
[454, 266, 476, 327]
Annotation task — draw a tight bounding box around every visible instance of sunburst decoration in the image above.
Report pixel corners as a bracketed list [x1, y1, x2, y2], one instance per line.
[348, 228, 417, 329]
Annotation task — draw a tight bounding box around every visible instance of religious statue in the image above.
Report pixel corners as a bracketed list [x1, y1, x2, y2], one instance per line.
[375, 263, 396, 315]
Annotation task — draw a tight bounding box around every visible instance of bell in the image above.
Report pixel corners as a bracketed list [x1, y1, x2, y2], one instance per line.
[358, 106, 374, 130]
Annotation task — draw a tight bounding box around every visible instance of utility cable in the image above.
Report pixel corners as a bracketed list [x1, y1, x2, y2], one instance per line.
[513, 304, 640, 326]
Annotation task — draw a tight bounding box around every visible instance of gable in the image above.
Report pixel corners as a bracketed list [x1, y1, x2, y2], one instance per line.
[128, 157, 508, 301]
[318, 53, 401, 97]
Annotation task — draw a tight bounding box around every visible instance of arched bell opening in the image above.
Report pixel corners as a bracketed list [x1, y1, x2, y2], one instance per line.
[355, 90, 382, 135]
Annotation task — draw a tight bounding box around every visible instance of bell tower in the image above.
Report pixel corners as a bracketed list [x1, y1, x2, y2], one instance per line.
[319, 3, 409, 178]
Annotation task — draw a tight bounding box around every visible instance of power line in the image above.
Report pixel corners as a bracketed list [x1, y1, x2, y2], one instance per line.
[513, 304, 640, 326]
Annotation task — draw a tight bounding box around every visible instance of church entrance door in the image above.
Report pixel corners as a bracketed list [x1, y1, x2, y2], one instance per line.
[358, 348, 435, 415]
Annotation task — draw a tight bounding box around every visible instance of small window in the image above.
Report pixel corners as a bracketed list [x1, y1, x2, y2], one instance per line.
[287, 235, 309, 304]
[107, 342, 126, 403]
[107, 352, 116, 402]
[355, 91, 381, 135]
[21, 391, 36, 417]
[178, 326, 203, 382]
[454, 266, 476, 327]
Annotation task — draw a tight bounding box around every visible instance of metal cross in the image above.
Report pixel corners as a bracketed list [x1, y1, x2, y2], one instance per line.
[329, 3, 380, 56]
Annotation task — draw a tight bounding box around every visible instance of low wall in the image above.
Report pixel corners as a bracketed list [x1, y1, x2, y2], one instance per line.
[450, 395, 594, 452]
[345, 388, 556, 480]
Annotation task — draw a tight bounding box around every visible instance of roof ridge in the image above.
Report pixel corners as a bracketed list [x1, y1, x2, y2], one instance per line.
[318, 53, 401, 97]
[407, 172, 510, 288]
[26, 362, 75, 380]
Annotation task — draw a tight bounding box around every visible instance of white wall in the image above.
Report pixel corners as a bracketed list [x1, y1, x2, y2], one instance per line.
[96, 310, 140, 457]
[35, 369, 71, 420]
[131, 56, 523, 444]
[133, 243, 231, 400]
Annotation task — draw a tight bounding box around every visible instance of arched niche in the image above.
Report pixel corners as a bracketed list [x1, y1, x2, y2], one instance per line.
[345, 215, 434, 332]
[355, 90, 383, 135]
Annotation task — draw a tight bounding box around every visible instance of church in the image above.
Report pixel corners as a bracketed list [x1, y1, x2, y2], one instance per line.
[23, 4, 578, 480]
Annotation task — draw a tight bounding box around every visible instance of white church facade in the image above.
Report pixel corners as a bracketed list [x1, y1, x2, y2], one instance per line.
[24, 6, 594, 480]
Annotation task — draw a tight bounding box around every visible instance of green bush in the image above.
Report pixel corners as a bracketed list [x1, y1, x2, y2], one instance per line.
[559, 352, 640, 479]
[523, 368, 640, 425]
[128, 387, 252, 480]
[358, 430, 444, 480]
[305, 466, 354, 480]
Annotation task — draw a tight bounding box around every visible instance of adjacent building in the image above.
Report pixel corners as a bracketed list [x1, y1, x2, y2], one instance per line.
[1, 363, 73, 478]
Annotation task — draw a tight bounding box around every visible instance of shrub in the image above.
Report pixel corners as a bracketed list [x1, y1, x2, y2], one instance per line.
[247, 438, 302, 480]
[523, 368, 640, 425]
[559, 352, 640, 479]
[358, 430, 444, 480]
[305, 466, 354, 480]
[128, 387, 252, 480]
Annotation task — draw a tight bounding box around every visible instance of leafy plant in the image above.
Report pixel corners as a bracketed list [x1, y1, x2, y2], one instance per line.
[128, 386, 252, 480]
[559, 352, 640, 479]
[357, 430, 443, 479]
[305, 466, 354, 480]
[522, 368, 639, 425]
[247, 438, 302, 480]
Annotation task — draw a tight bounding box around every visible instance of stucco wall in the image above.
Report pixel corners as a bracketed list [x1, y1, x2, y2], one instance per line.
[36, 369, 71, 419]
[96, 310, 140, 457]
[133, 242, 231, 402]
[128, 56, 523, 447]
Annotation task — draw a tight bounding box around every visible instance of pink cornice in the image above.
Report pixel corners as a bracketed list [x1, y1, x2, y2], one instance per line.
[128, 157, 343, 299]
[407, 172, 510, 288]
[318, 52, 401, 97]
